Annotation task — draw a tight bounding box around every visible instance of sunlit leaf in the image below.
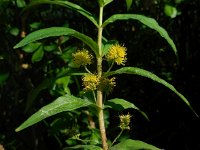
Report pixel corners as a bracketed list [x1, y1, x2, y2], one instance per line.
[102, 14, 177, 55]
[14, 27, 99, 56]
[15, 95, 92, 132]
[22, 0, 98, 27]
[164, 4, 178, 18]
[105, 98, 148, 120]
[110, 139, 160, 150]
[104, 67, 198, 117]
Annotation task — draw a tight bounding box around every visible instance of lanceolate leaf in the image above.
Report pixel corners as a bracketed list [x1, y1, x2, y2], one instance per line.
[14, 27, 99, 56]
[31, 46, 44, 62]
[104, 67, 198, 117]
[126, 0, 133, 11]
[15, 95, 92, 132]
[105, 98, 148, 120]
[102, 14, 177, 55]
[110, 139, 160, 150]
[22, 0, 98, 27]
[22, 42, 41, 53]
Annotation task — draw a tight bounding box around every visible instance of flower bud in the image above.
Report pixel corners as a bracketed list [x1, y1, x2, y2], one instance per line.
[119, 114, 132, 130]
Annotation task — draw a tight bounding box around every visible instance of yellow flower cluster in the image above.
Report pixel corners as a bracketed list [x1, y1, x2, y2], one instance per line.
[98, 77, 116, 93]
[82, 74, 116, 92]
[119, 114, 132, 130]
[72, 49, 93, 67]
[82, 74, 99, 91]
[106, 44, 127, 65]
[74, 44, 127, 92]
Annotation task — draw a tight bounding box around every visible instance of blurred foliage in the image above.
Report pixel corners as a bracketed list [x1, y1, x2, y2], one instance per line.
[0, 0, 200, 150]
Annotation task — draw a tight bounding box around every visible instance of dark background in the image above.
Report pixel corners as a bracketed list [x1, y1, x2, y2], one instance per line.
[0, 0, 200, 149]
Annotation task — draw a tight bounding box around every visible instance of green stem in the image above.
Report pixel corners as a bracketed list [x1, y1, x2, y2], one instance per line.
[98, 6, 103, 56]
[92, 90, 97, 102]
[84, 66, 92, 74]
[107, 61, 114, 72]
[96, 5, 108, 150]
[111, 129, 124, 147]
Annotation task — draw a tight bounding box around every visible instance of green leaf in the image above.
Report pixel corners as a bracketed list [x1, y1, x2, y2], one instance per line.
[16, 0, 26, 8]
[98, 0, 113, 7]
[175, 0, 184, 4]
[164, 4, 178, 18]
[22, 42, 41, 53]
[105, 98, 148, 120]
[44, 44, 57, 52]
[102, 14, 177, 55]
[14, 27, 99, 56]
[0, 72, 9, 85]
[110, 139, 160, 150]
[31, 46, 44, 62]
[22, 0, 98, 27]
[126, 0, 133, 11]
[15, 95, 92, 132]
[29, 22, 42, 30]
[90, 130, 101, 145]
[54, 76, 72, 95]
[104, 67, 198, 117]
[64, 145, 102, 150]
[9, 27, 19, 36]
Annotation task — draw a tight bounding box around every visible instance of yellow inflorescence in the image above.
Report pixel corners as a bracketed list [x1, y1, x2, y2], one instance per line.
[106, 44, 127, 65]
[82, 74, 99, 91]
[98, 77, 116, 93]
[82, 74, 116, 93]
[119, 114, 132, 130]
[72, 49, 93, 67]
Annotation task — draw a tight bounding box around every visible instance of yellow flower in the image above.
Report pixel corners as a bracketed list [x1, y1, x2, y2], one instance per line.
[72, 49, 93, 67]
[98, 77, 116, 94]
[106, 44, 127, 65]
[82, 74, 99, 91]
[119, 114, 132, 130]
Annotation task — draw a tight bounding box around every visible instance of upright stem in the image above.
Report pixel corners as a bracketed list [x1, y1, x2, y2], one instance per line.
[98, 6, 103, 56]
[97, 6, 108, 150]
